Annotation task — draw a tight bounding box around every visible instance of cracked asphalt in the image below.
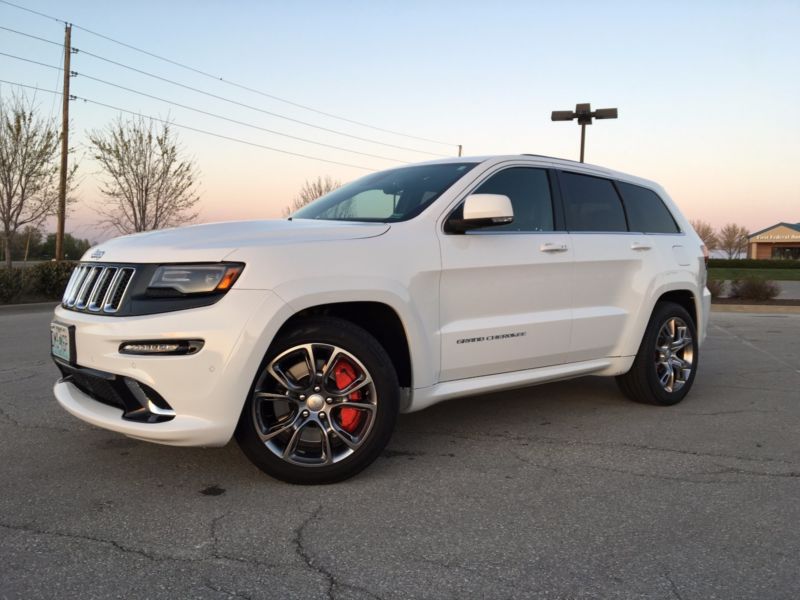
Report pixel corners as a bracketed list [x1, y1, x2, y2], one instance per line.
[1, 305, 799, 599]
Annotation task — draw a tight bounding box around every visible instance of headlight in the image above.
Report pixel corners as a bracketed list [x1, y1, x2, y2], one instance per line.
[147, 263, 244, 296]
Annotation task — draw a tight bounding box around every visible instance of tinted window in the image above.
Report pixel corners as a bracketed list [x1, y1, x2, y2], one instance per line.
[560, 172, 627, 232]
[617, 182, 679, 233]
[293, 162, 478, 222]
[468, 167, 554, 232]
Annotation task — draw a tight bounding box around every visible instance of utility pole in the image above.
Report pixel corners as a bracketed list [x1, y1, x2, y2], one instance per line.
[56, 23, 72, 261]
[551, 103, 618, 162]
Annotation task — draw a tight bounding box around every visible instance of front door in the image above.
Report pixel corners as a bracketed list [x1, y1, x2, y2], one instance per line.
[438, 166, 573, 381]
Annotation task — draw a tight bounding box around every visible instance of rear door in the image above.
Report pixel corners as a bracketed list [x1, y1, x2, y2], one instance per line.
[438, 165, 573, 381]
[556, 170, 662, 362]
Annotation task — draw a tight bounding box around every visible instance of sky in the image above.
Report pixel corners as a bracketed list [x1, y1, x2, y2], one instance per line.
[1, 0, 798, 242]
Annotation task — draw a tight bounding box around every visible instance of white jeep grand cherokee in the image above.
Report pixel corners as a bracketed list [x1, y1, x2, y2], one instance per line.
[51, 155, 710, 484]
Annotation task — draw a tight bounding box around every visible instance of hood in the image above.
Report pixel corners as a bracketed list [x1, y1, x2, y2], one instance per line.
[82, 219, 391, 264]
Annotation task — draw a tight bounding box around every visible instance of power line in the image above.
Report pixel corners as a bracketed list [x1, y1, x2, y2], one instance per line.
[0, 24, 62, 47]
[0, 0, 457, 147]
[74, 48, 446, 157]
[74, 30, 456, 148]
[0, 79, 377, 171]
[0, 24, 448, 158]
[0, 51, 408, 163]
[0, 0, 62, 24]
[0, 50, 61, 72]
[78, 72, 409, 164]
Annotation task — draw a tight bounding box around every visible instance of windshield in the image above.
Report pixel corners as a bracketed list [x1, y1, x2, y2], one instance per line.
[292, 162, 478, 222]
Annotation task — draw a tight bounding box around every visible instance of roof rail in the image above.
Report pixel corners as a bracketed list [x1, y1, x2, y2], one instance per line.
[520, 153, 612, 169]
[520, 153, 580, 163]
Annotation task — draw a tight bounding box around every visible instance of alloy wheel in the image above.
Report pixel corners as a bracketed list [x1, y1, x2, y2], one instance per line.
[654, 317, 694, 393]
[251, 343, 378, 467]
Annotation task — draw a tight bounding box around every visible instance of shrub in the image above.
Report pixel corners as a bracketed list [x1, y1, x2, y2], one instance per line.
[0, 268, 26, 303]
[708, 259, 800, 270]
[26, 261, 77, 299]
[706, 278, 725, 298]
[730, 278, 780, 301]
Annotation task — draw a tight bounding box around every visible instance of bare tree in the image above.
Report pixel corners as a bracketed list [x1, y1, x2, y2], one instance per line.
[690, 219, 718, 251]
[283, 175, 340, 217]
[0, 94, 63, 268]
[89, 116, 199, 234]
[717, 223, 749, 259]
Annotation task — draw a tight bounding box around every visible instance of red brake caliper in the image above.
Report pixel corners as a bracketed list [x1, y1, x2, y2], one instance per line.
[334, 358, 364, 433]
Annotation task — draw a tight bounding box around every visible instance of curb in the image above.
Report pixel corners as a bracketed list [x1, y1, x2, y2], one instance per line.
[711, 304, 800, 315]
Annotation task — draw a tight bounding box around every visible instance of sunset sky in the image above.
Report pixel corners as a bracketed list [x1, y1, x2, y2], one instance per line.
[1, 0, 798, 242]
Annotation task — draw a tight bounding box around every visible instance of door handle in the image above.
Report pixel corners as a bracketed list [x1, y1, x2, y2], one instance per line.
[540, 242, 568, 253]
[631, 242, 652, 251]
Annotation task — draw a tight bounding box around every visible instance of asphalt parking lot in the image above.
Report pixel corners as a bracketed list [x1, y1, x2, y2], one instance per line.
[1, 306, 799, 600]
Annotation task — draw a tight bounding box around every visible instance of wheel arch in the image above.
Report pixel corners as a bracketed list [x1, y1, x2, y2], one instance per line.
[656, 289, 698, 326]
[619, 283, 703, 357]
[275, 301, 413, 389]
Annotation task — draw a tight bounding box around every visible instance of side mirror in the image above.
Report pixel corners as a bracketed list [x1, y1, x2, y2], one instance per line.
[445, 194, 514, 233]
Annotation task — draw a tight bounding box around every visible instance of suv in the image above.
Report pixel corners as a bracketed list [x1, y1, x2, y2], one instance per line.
[51, 155, 710, 484]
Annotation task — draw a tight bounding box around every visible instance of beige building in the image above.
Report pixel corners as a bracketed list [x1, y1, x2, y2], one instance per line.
[748, 222, 800, 259]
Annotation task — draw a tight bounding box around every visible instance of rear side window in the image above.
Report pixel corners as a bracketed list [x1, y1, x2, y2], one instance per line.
[560, 172, 627, 232]
[617, 182, 680, 233]
[471, 167, 554, 232]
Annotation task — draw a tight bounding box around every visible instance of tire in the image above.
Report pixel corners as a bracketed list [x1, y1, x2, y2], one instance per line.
[235, 317, 399, 484]
[616, 301, 698, 406]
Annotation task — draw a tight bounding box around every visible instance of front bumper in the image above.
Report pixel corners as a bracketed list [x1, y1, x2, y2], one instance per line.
[52, 289, 289, 447]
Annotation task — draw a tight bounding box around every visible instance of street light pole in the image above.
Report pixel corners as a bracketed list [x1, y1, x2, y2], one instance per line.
[551, 103, 618, 163]
[580, 122, 586, 163]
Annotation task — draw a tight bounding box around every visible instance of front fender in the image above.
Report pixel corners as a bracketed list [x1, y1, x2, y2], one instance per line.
[272, 275, 439, 389]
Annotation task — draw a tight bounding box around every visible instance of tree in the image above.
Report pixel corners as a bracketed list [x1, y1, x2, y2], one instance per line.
[40, 232, 91, 260]
[283, 175, 341, 217]
[0, 94, 62, 268]
[89, 116, 199, 234]
[718, 223, 749, 259]
[7, 225, 44, 261]
[690, 219, 718, 251]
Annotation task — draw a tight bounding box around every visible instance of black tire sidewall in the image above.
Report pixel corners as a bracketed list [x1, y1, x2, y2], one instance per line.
[235, 317, 399, 485]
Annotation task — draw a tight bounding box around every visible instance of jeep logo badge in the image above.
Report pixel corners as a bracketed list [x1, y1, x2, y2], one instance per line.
[90, 249, 105, 260]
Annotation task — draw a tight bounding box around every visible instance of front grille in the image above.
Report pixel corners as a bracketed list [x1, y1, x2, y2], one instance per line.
[62, 264, 136, 314]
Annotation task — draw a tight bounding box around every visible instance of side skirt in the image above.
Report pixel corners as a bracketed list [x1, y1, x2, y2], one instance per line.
[406, 356, 635, 413]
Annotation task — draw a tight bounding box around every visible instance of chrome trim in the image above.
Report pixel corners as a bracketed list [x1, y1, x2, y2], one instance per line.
[61, 263, 136, 314]
[88, 267, 116, 312]
[147, 400, 177, 417]
[75, 266, 102, 309]
[65, 265, 89, 307]
[61, 267, 82, 304]
[103, 267, 135, 314]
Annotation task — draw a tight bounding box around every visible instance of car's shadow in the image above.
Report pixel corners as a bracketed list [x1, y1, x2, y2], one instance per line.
[72, 375, 634, 489]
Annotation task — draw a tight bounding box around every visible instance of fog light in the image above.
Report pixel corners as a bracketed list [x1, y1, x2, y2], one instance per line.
[119, 340, 204, 355]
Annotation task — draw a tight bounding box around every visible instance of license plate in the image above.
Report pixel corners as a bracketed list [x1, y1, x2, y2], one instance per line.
[50, 322, 73, 363]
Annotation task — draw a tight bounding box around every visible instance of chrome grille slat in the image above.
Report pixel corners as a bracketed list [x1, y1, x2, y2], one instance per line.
[104, 268, 135, 313]
[63, 265, 83, 306]
[61, 263, 136, 315]
[61, 267, 83, 304]
[88, 267, 115, 311]
[65, 266, 90, 307]
[75, 267, 102, 309]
